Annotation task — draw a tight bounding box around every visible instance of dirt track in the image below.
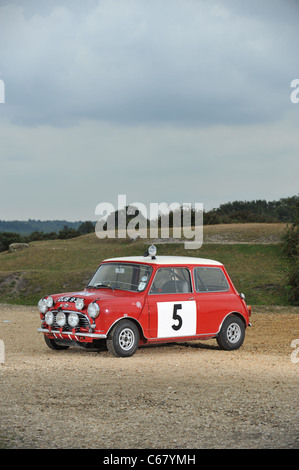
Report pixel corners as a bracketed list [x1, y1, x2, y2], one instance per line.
[0, 304, 298, 449]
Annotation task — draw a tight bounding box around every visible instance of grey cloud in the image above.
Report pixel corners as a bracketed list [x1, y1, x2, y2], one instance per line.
[1, 0, 298, 127]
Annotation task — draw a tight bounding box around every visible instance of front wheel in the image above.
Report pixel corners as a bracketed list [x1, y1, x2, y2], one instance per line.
[216, 315, 245, 350]
[106, 320, 139, 357]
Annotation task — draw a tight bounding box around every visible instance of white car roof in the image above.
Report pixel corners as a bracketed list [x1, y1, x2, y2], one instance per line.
[103, 256, 223, 266]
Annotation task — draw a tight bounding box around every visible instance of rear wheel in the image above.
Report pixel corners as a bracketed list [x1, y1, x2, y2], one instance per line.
[44, 335, 70, 350]
[216, 315, 245, 350]
[107, 320, 139, 357]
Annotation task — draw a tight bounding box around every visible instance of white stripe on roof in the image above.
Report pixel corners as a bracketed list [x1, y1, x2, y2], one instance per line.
[103, 256, 223, 266]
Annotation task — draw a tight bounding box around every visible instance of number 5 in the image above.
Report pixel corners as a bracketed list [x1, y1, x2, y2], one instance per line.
[172, 304, 182, 331]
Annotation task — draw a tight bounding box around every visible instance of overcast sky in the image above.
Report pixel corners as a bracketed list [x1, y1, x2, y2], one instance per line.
[0, 0, 298, 221]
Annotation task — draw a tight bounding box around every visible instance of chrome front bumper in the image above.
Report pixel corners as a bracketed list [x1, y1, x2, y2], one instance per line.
[37, 328, 107, 339]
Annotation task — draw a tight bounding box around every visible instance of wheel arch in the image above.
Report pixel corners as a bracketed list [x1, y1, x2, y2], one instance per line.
[106, 316, 147, 342]
[217, 311, 247, 335]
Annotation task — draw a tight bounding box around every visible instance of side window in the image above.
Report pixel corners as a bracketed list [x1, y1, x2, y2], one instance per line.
[150, 267, 192, 294]
[194, 267, 229, 292]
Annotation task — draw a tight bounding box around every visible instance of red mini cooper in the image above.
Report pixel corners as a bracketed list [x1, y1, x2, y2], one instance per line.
[37, 246, 251, 357]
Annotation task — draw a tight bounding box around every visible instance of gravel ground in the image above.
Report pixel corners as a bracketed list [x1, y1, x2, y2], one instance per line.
[0, 304, 298, 449]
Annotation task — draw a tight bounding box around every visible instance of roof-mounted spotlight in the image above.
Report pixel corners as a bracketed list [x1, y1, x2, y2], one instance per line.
[143, 244, 157, 259]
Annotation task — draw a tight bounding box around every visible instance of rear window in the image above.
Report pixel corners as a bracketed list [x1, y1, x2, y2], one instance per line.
[194, 267, 229, 292]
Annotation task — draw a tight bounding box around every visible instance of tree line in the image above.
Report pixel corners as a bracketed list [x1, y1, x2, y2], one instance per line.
[0, 221, 95, 253]
[103, 195, 298, 229]
[0, 219, 86, 235]
[0, 195, 298, 252]
[198, 195, 298, 225]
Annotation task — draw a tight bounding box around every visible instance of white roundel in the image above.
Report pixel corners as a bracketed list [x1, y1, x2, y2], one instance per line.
[157, 301, 196, 338]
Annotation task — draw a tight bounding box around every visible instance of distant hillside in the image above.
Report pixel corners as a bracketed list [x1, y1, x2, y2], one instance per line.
[0, 220, 94, 235]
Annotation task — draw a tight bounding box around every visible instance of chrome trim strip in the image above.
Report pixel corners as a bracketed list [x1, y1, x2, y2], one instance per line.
[37, 328, 107, 339]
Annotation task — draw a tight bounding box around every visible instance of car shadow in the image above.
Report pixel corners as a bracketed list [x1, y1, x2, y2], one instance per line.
[139, 341, 220, 351]
[43, 339, 221, 356]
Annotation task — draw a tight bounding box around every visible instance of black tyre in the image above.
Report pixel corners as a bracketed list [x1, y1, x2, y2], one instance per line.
[106, 320, 139, 357]
[216, 315, 245, 350]
[44, 335, 70, 350]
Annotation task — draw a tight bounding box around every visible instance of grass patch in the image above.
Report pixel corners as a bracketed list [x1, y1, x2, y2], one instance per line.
[0, 230, 290, 306]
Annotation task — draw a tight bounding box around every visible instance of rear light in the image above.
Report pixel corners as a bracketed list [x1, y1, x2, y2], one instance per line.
[247, 305, 252, 316]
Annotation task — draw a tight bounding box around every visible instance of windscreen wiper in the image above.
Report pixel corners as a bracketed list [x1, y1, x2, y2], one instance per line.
[94, 283, 114, 291]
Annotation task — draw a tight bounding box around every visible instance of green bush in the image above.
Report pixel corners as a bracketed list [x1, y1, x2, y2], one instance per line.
[281, 199, 299, 304]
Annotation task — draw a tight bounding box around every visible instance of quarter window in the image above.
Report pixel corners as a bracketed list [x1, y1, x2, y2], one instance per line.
[194, 267, 229, 292]
[150, 267, 192, 294]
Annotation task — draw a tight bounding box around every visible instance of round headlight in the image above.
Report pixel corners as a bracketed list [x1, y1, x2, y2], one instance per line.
[38, 298, 48, 314]
[75, 298, 85, 310]
[45, 311, 54, 326]
[68, 312, 79, 328]
[87, 302, 100, 319]
[45, 296, 54, 308]
[56, 311, 66, 327]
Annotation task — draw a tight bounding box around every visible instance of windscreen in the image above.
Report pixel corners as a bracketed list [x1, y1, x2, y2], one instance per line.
[88, 263, 153, 292]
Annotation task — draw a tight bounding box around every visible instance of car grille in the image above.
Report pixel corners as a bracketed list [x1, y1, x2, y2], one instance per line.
[51, 310, 90, 332]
